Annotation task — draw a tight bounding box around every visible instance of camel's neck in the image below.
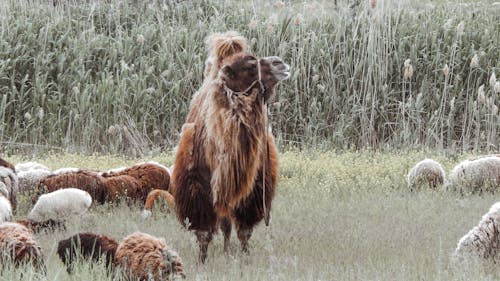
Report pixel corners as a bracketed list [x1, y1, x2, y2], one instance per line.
[206, 85, 268, 215]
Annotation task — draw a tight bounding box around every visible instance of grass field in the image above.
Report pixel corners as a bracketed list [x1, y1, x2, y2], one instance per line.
[0, 0, 499, 280]
[2, 151, 500, 280]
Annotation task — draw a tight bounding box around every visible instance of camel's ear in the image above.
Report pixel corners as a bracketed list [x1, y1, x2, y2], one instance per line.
[206, 31, 247, 61]
[220, 65, 236, 80]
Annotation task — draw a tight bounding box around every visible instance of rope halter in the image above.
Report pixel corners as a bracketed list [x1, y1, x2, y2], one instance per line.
[222, 58, 265, 97]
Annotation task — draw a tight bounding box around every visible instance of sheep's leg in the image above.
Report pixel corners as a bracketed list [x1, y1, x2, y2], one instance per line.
[219, 216, 232, 252]
[195, 230, 213, 263]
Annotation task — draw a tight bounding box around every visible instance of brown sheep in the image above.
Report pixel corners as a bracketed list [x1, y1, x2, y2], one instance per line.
[16, 219, 66, 233]
[0, 157, 16, 173]
[101, 175, 142, 203]
[33, 170, 106, 204]
[57, 232, 119, 273]
[101, 163, 170, 202]
[142, 189, 176, 218]
[0, 222, 45, 271]
[115, 232, 185, 281]
[171, 31, 286, 262]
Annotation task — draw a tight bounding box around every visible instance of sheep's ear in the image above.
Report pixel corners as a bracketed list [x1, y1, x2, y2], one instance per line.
[206, 31, 247, 62]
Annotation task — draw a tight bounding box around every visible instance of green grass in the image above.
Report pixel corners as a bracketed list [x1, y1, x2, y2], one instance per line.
[2, 151, 500, 280]
[0, 0, 498, 153]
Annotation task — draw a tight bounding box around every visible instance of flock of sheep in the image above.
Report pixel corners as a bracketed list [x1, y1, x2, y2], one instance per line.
[407, 154, 500, 263]
[0, 154, 499, 278]
[0, 158, 183, 280]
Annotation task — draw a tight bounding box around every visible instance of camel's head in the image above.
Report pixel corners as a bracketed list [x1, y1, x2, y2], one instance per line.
[205, 31, 290, 103]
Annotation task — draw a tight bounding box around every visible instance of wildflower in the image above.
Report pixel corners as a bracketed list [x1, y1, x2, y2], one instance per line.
[442, 64, 450, 77]
[37, 108, 44, 120]
[293, 14, 303, 26]
[494, 82, 500, 94]
[312, 75, 320, 82]
[477, 85, 485, 104]
[136, 34, 145, 44]
[145, 87, 156, 94]
[120, 60, 130, 71]
[147, 66, 155, 75]
[107, 125, 117, 135]
[403, 59, 413, 81]
[490, 72, 497, 88]
[443, 19, 453, 31]
[370, 0, 377, 9]
[273, 0, 285, 9]
[470, 54, 479, 69]
[72, 86, 80, 95]
[492, 104, 498, 116]
[456, 21, 465, 36]
[24, 112, 32, 121]
[317, 84, 325, 92]
[248, 19, 258, 30]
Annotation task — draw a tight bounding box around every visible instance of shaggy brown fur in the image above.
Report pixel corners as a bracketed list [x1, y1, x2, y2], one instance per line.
[144, 189, 176, 213]
[115, 232, 185, 281]
[0, 157, 15, 173]
[57, 232, 119, 273]
[16, 218, 66, 233]
[0, 222, 45, 270]
[33, 170, 106, 204]
[172, 31, 286, 262]
[101, 163, 170, 202]
[101, 175, 142, 203]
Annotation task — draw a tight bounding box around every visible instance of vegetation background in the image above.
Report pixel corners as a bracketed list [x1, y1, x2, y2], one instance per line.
[0, 0, 498, 155]
[0, 0, 499, 280]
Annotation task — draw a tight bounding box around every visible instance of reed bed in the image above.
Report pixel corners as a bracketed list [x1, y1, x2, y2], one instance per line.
[0, 0, 498, 154]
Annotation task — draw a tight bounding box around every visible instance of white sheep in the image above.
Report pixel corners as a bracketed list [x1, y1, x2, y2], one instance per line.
[17, 169, 53, 194]
[0, 195, 13, 224]
[14, 162, 50, 173]
[446, 156, 500, 194]
[52, 167, 80, 175]
[407, 158, 445, 191]
[453, 202, 500, 263]
[0, 166, 18, 212]
[28, 188, 92, 222]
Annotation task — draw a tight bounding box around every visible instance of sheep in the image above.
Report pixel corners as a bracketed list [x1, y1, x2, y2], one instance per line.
[16, 218, 66, 233]
[407, 158, 445, 191]
[0, 195, 13, 224]
[0, 181, 9, 198]
[28, 188, 92, 222]
[115, 232, 185, 281]
[0, 222, 45, 270]
[101, 163, 171, 202]
[446, 156, 500, 194]
[52, 167, 80, 175]
[0, 157, 15, 172]
[142, 189, 176, 218]
[17, 169, 52, 194]
[101, 175, 142, 203]
[14, 162, 49, 173]
[453, 202, 500, 263]
[0, 166, 18, 212]
[57, 232, 119, 273]
[33, 170, 105, 204]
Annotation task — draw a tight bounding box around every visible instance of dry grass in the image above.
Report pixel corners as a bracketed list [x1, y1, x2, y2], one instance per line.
[2, 151, 500, 280]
